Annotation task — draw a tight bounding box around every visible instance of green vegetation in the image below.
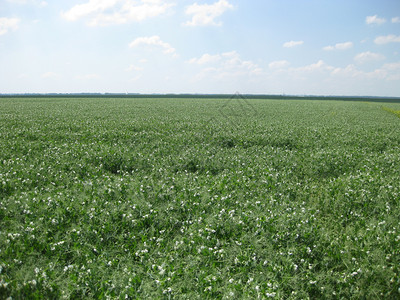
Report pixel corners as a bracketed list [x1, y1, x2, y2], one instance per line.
[1, 97, 400, 299]
[382, 106, 400, 119]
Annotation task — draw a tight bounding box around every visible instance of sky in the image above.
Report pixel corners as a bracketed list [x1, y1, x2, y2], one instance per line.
[1, 0, 400, 96]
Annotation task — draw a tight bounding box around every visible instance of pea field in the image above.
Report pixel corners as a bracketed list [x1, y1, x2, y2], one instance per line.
[0, 96, 400, 299]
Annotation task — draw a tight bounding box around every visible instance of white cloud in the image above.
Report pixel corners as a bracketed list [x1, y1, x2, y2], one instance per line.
[183, 0, 233, 26]
[191, 50, 262, 80]
[323, 42, 353, 51]
[366, 15, 386, 25]
[354, 51, 385, 64]
[129, 35, 176, 55]
[263, 58, 400, 92]
[392, 17, 400, 24]
[269, 60, 336, 77]
[294, 60, 334, 73]
[75, 73, 100, 80]
[382, 63, 400, 81]
[7, 0, 47, 5]
[382, 62, 400, 71]
[323, 46, 334, 51]
[220, 51, 262, 75]
[283, 41, 303, 48]
[0, 17, 20, 35]
[330, 64, 386, 80]
[126, 64, 144, 71]
[288, 60, 399, 82]
[269, 60, 290, 69]
[62, 0, 117, 22]
[268, 60, 329, 83]
[62, 0, 174, 26]
[264, 58, 400, 96]
[187, 53, 221, 64]
[331, 62, 400, 81]
[374, 63, 399, 80]
[130, 75, 142, 82]
[374, 34, 400, 45]
[41, 72, 58, 79]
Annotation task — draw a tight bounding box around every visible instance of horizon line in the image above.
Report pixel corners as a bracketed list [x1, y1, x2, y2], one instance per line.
[1, 92, 400, 99]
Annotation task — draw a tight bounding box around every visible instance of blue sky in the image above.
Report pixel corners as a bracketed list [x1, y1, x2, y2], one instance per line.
[1, 0, 400, 96]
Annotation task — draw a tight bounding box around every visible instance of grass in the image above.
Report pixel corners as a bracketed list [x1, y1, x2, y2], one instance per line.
[0, 97, 400, 299]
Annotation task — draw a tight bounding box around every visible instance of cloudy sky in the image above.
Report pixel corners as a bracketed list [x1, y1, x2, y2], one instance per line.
[1, 0, 400, 96]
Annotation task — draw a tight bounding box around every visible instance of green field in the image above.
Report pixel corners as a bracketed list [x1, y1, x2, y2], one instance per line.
[1, 97, 400, 299]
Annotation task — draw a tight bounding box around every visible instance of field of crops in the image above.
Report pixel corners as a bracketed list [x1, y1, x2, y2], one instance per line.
[1, 96, 400, 299]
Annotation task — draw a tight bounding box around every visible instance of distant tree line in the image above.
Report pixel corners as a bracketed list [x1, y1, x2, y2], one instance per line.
[1, 93, 400, 103]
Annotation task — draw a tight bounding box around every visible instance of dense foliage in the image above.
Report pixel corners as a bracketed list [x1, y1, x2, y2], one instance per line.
[1, 97, 399, 299]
